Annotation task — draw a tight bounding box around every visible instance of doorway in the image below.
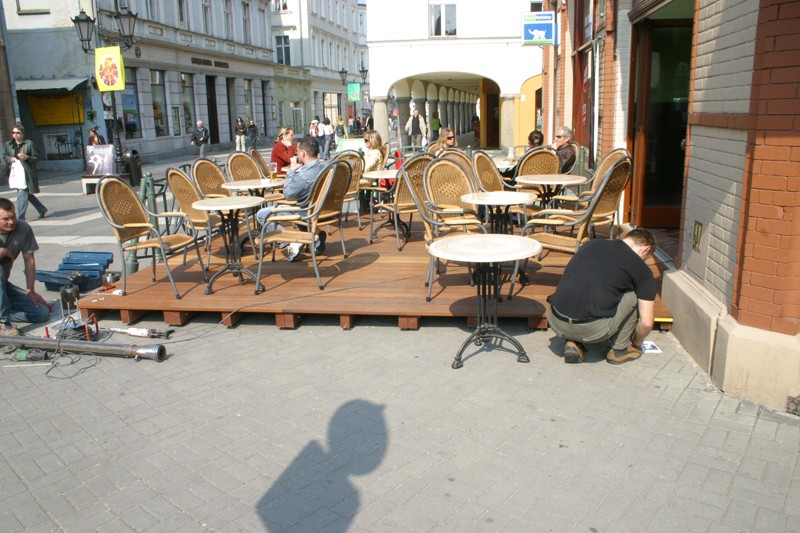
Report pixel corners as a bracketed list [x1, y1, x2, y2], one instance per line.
[205, 76, 220, 144]
[631, 22, 692, 228]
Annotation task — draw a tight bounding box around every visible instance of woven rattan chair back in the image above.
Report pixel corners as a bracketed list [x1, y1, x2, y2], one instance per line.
[516, 146, 560, 177]
[167, 168, 207, 225]
[394, 152, 434, 210]
[336, 150, 365, 196]
[563, 141, 581, 174]
[249, 148, 270, 176]
[315, 160, 352, 230]
[423, 158, 476, 220]
[472, 150, 506, 192]
[192, 159, 230, 197]
[438, 148, 477, 188]
[586, 148, 630, 192]
[226, 152, 262, 182]
[380, 143, 390, 169]
[97, 176, 151, 244]
[591, 157, 633, 225]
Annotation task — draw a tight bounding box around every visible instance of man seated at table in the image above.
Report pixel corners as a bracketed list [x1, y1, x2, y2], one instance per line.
[552, 126, 577, 173]
[501, 130, 544, 179]
[256, 137, 326, 262]
[546, 228, 656, 365]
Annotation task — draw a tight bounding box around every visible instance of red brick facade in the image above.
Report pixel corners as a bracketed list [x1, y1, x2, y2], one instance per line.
[731, 0, 800, 336]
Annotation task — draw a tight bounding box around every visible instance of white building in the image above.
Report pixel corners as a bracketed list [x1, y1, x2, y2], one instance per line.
[270, 0, 369, 131]
[3, 0, 366, 169]
[367, 0, 546, 149]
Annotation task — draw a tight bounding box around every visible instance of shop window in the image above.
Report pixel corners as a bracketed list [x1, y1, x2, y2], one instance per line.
[150, 70, 168, 137]
[181, 74, 195, 134]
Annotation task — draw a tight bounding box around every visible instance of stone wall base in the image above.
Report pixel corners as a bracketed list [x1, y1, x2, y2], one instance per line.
[664, 270, 800, 412]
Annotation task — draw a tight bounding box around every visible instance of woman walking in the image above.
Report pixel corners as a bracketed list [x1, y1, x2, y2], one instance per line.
[234, 116, 246, 151]
[2, 123, 47, 220]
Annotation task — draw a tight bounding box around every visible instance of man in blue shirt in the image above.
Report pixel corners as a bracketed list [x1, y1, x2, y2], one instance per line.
[256, 137, 326, 261]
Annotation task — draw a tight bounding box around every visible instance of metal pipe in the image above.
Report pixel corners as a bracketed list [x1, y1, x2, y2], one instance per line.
[0, 336, 165, 361]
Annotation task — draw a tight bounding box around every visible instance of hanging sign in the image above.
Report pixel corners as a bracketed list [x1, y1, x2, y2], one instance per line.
[95, 46, 125, 92]
[522, 12, 558, 46]
[347, 83, 361, 103]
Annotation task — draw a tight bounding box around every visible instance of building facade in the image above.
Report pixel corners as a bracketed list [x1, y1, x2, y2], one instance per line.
[543, 0, 800, 411]
[269, 0, 368, 134]
[3, 0, 366, 168]
[366, 1, 546, 151]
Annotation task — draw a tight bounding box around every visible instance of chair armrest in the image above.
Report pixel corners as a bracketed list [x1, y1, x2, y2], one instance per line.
[122, 222, 154, 228]
[159, 211, 187, 218]
[204, 194, 227, 198]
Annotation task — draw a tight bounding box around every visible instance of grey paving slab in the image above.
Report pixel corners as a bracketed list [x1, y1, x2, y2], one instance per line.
[1, 160, 800, 532]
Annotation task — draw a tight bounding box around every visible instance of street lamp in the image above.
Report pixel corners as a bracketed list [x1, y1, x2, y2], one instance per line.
[71, 7, 138, 175]
[338, 68, 348, 86]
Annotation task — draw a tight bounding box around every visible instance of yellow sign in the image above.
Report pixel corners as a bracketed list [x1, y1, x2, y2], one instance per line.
[95, 46, 125, 92]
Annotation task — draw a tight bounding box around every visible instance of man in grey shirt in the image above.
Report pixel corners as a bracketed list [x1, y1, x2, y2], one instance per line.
[0, 197, 51, 336]
[256, 137, 326, 261]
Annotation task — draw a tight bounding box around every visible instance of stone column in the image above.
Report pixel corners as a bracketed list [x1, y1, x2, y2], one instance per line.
[373, 97, 390, 147]
[396, 97, 411, 147]
[428, 98, 439, 138]
[313, 91, 323, 120]
[439, 100, 449, 131]
[499, 95, 516, 150]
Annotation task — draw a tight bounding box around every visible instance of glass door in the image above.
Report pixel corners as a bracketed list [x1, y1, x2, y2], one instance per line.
[631, 22, 692, 227]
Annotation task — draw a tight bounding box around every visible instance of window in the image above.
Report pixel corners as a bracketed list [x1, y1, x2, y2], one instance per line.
[530, 0, 544, 12]
[271, 0, 287, 12]
[429, 4, 456, 36]
[202, 0, 211, 34]
[276, 35, 291, 65]
[14, 0, 50, 14]
[259, 8, 267, 47]
[243, 2, 252, 44]
[146, 0, 158, 20]
[181, 74, 195, 134]
[359, 13, 364, 35]
[150, 70, 168, 137]
[178, 0, 188, 28]
[122, 68, 142, 139]
[224, 0, 233, 40]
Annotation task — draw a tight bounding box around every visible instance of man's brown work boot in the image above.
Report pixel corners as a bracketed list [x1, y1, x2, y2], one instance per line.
[563, 341, 585, 364]
[606, 344, 643, 365]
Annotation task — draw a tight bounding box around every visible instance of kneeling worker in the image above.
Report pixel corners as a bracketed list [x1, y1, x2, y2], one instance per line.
[547, 228, 656, 364]
[0, 197, 51, 335]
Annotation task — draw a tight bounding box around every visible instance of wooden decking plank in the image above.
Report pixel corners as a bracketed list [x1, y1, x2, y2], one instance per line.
[76, 220, 673, 329]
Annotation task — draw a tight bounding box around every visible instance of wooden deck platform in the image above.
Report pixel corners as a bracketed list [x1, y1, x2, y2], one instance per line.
[77, 219, 674, 330]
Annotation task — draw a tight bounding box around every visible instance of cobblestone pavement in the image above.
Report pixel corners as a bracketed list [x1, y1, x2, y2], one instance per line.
[0, 154, 799, 532]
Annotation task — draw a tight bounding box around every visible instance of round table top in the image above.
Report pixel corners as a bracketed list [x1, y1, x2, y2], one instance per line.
[428, 234, 542, 263]
[192, 196, 265, 211]
[461, 191, 537, 206]
[515, 174, 587, 186]
[222, 179, 285, 191]
[363, 169, 398, 180]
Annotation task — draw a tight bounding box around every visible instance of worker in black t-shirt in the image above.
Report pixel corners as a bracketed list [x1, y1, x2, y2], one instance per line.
[546, 228, 657, 365]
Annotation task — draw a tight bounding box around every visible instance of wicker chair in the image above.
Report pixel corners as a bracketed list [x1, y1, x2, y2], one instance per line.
[96, 176, 207, 299]
[335, 150, 365, 228]
[521, 156, 633, 258]
[166, 168, 221, 270]
[226, 152, 262, 182]
[191, 158, 230, 198]
[380, 143, 391, 169]
[370, 152, 434, 250]
[472, 149, 513, 193]
[423, 158, 480, 227]
[437, 148, 478, 190]
[562, 140, 581, 174]
[249, 148, 270, 177]
[404, 158, 486, 301]
[515, 146, 561, 180]
[555, 147, 630, 203]
[255, 160, 351, 290]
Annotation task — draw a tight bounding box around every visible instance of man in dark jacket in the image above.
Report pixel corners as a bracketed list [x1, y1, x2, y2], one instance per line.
[190, 120, 210, 158]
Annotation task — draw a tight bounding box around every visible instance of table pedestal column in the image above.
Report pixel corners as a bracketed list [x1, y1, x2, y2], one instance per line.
[453, 262, 530, 369]
[205, 209, 262, 295]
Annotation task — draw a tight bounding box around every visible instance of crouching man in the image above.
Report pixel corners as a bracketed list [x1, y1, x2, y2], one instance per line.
[546, 228, 656, 364]
[0, 197, 51, 335]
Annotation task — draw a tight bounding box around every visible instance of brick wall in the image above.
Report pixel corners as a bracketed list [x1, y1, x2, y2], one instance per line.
[684, 126, 747, 305]
[732, 0, 800, 335]
[693, 0, 759, 114]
